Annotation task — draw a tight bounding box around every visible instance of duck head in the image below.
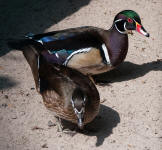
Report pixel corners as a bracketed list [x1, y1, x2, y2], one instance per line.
[71, 88, 87, 129]
[114, 10, 149, 37]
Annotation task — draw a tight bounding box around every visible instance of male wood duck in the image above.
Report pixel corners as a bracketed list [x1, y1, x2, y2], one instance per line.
[17, 9, 149, 76]
[10, 43, 100, 130]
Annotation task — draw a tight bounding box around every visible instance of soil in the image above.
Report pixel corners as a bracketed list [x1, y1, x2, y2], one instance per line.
[0, 0, 162, 150]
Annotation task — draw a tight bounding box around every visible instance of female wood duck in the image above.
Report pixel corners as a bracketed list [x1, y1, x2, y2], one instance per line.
[15, 43, 100, 130]
[20, 10, 149, 76]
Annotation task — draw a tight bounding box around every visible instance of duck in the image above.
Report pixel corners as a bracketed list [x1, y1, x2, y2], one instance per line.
[8, 10, 149, 76]
[12, 42, 100, 130]
[15, 10, 149, 77]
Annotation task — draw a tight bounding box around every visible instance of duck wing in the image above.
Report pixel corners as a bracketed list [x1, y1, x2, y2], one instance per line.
[27, 26, 103, 51]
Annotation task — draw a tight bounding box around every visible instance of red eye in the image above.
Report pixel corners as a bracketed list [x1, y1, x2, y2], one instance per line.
[127, 18, 133, 23]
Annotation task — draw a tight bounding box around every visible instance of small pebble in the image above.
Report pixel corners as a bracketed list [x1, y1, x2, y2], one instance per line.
[155, 129, 158, 134]
[112, 140, 116, 143]
[125, 84, 129, 87]
[42, 143, 48, 148]
[48, 120, 56, 127]
[2, 103, 8, 108]
[58, 134, 62, 137]
[101, 99, 106, 103]
[11, 114, 17, 119]
[4, 95, 8, 99]
[144, 146, 150, 150]
[26, 93, 30, 96]
[128, 144, 132, 147]
[32, 126, 43, 130]
[110, 139, 116, 143]
[111, 90, 114, 93]
[20, 111, 25, 116]
[142, 81, 146, 84]
[19, 90, 24, 95]
[141, 48, 146, 51]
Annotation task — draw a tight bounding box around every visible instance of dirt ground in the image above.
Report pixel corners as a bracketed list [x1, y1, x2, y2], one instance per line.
[0, 0, 162, 150]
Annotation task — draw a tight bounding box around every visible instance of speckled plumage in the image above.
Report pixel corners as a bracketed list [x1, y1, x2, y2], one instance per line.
[21, 45, 100, 128]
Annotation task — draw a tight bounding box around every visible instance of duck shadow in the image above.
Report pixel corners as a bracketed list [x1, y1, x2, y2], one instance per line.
[0, 0, 91, 56]
[85, 104, 120, 146]
[93, 60, 162, 84]
[0, 75, 18, 90]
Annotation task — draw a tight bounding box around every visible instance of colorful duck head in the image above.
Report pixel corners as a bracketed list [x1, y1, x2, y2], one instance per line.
[71, 88, 87, 129]
[114, 10, 149, 37]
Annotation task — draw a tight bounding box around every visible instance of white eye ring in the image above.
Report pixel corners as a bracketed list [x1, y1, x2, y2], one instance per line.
[124, 22, 127, 31]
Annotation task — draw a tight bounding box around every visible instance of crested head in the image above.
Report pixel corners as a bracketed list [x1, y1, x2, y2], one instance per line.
[71, 88, 86, 129]
[115, 10, 141, 24]
[113, 10, 149, 37]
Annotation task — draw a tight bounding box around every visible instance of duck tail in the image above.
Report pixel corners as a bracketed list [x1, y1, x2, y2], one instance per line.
[7, 39, 44, 55]
[7, 33, 41, 50]
[7, 39, 32, 50]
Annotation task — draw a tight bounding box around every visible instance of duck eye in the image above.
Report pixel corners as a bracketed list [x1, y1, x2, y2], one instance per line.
[127, 18, 133, 23]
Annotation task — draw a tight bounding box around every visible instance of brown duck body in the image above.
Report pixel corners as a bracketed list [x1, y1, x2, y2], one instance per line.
[22, 45, 100, 126]
[40, 62, 100, 124]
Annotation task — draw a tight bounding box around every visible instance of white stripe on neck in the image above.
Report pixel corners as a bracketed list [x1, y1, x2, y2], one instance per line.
[102, 44, 111, 65]
[115, 19, 127, 34]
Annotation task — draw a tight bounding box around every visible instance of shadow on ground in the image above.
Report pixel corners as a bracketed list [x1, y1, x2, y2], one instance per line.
[85, 104, 120, 146]
[0, 76, 18, 90]
[0, 0, 91, 56]
[93, 60, 162, 84]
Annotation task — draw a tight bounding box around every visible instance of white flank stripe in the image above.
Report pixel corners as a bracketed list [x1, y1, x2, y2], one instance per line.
[102, 43, 111, 65]
[63, 47, 91, 66]
[55, 53, 59, 58]
[37, 40, 43, 44]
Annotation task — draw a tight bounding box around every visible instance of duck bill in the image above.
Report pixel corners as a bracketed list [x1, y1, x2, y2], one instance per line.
[78, 118, 84, 129]
[136, 22, 150, 37]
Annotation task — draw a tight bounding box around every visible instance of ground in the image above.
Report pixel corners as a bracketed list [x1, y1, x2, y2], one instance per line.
[0, 0, 162, 150]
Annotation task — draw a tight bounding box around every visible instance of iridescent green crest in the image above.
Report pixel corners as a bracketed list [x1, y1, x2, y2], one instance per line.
[120, 10, 141, 23]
